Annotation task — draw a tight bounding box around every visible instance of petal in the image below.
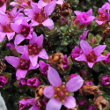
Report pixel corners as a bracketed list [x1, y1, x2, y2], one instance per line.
[14, 34, 25, 45]
[87, 62, 94, 68]
[16, 69, 28, 80]
[93, 45, 106, 56]
[29, 55, 38, 67]
[5, 56, 20, 68]
[0, 32, 5, 42]
[64, 96, 76, 109]
[42, 18, 54, 30]
[74, 11, 81, 15]
[44, 86, 55, 98]
[7, 32, 15, 41]
[87, 9, 93, 15]
[80, 40, 92, 55]
[75, 54, 87, 62]
[66, 75, 84, 92]
[31, 20, 39, 26]
[48, 66, 62, 87]
[46, 98, 62, 110]
[56, 0, 64, 4]
[44, 1, 56, 16]
[39, 49, 49, 59]
[96, 55, 107, 62]
[11, 23, 22, 33]
[29, 62, 39, 70]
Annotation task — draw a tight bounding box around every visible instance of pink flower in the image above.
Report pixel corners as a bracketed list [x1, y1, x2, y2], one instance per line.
[44, 66, 84, 110]
[104, 53, 110, 64]
[75, 40, 107, 68]
[14, 19, 33, 45]
[27, 77, 40, 87]
[96, 0, 110, 25]
[18, 79, 27, 87]
[0, 75, 8, 87]
[39, 60, 49, 75]
[24, 1, 56, 29]
[74, 9, 95, 28]
[16, 33, 48, 67]
[0, 0, 7, 12]
[5, 54, 39, 80]
[19, 98, 39, 110]
[71, 46, 82, 59]
[38, 0, 63, 8]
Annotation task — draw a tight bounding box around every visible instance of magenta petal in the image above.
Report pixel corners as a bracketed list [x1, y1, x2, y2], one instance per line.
[64, 96, 76, 109]
[44, 86, 55, 98]
[29, 55, 38, 67]
[74, 11, 81, 15]
[93, 45, 106, 56]
[16, 69, 28, 80]
[0, 32, 5, 42]
[39, 49, 49, 59]
[35, 34, 44, 47]
[14, 34, 25, 45]
[42, 18, 54, 30]
[75, 54, 87, 62]
[48, 66, 62, 87]
[96, 55, 107, 62]
[80, 40, 92, 55]
[29, 62, 39, 70]
[87, 62, 94, 68]
[56, 0, 64, 4]
[46, 98, 62, 110]
[31, 20, 39, 26]
[5, 56, 20, 68]
[11, 23, 22, 33]
[7, 32, 15, 41]
[44, 1, 56, 16]
[66, 75, 84, 92]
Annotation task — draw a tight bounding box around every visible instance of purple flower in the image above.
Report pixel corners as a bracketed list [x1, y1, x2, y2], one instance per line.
[14, 19, 33, 45]
[19, 98, 39, 110]
[0, 75, 8, 87]
[38, 0, 64, 8]
[5, 54, 39, 80]
[101, 75, 110, 86]
[71, 46, 82, 59]
[27, 77, 40, 87]
[39, 60, 49, 75]
[0, 0, 6, 12]
[44, 66, 84, 110]
[16, 33, 48, 67]
[85, 80, 94, 85]
[80, 30, 89, 40]
[75, 40, 106, 68]
[24, 1, 56, 29]
[74, 9, 95, 28]
[62, 55, 70, 70]
[18, 79, 27, 87]
[96, 1, 110, 25]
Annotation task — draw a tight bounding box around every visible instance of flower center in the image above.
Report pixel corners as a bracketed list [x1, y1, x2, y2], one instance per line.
[98, 12, 108, 21]
[54, 84, 69, 103]
[19, 58, 30, 70]
[28, 43, 42, 55]
[34, 9, 48, 24]
[86, 51, 97, 62]
[2, 24, 13, 33]
[20, 25, 30, 37]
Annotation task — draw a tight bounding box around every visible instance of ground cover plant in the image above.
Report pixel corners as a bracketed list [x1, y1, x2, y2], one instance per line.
[0, 0, 110, 110]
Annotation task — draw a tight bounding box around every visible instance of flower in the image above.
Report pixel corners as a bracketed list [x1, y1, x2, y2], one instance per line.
[44, 66, 84, 110]
[19, 98, 39, 110]
[104, 53, 110, 64]
[14, 19, 33, 45]
[74, 9, 95, 28]
[0, 0, 7, 12]
[24, 1, 56, 29]
[75, 40, 106, 68]
[96, 0, 110, 25]
[5, 54, 39, 80]
[0, 75, 8, 87]
[27, 77, 40, 87]
[101, 75, 110, 86]
[38, 0, 64, 8]
[71, 46, 82, 59]
[16, 33, 48, 66]
[18, 79, 27, 87]
[39, 60, 49, 75]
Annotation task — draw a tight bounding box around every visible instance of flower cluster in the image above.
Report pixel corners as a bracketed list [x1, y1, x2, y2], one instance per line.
[0, 0, 110, 110]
